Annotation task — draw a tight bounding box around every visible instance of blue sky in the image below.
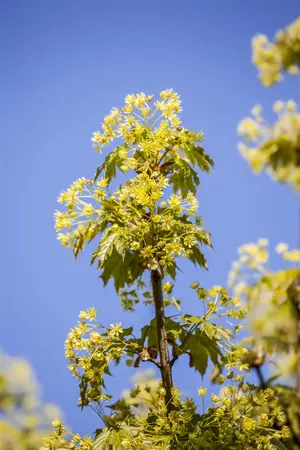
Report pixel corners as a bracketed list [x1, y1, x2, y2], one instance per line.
[1, 0, 299, 435]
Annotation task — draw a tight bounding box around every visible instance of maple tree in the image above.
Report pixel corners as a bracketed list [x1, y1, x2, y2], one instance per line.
[41, 88, 290, 450]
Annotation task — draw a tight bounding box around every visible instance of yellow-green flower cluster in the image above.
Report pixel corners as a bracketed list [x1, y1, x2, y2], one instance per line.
[252, 17, 300, 86]
[190, 282, 247, 324]
[198, 373, 289, 448]
[55, 167, 210, 284]
[91, 89, 182, 152]
[64, 309, 139, 408]
[55, 90, 213, 288]
[238, 101, 300, 190]
[41, 420, 93, 450]
[55, 177, 104, 248]
[229, 240, 300, 376]
[127, 378, 289, 449]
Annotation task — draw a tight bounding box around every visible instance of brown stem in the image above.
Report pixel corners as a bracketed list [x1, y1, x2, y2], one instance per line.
[151, 267, 174, 413]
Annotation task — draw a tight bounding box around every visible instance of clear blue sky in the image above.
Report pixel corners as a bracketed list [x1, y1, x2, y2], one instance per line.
[1, 0, 299, 435]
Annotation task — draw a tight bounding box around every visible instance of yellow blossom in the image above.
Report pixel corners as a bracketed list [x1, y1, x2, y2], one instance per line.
[237, 118, 260, 141]
[52, 419, 61, 428]
[275, 242, 288, 254]
[283, 249, 300, 262]
[286, 99, 297, 112]
[110, 322, 123, 335]
[242, 417, 256, 431]
[197, 387, 207, 396]
[273, 100, 284, 113]
[79, 311, 87, 319]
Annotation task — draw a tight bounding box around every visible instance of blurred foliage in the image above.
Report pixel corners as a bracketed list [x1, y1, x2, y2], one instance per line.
[252, 17, 300, 86]
[229, 240, 300, 376]
[0, 351, 61, 450]
[121, 369, 160, 417]
[238, 100, 300, 191]
[239, 17, 300, 190]
[234, 14, 300, 450]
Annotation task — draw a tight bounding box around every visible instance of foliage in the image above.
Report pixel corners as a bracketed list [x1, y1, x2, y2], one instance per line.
[229, 240, 300, 377]
[121, 369, 160, 417]
[235, 15, 300, 450]
[238, 101, 300, 191]
[0, 351, 61, 450]
[239, 17, 300, 190]
[252, 17, 300, 86]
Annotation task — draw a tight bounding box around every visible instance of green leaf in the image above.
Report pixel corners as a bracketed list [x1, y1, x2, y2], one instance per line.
[188, 245, 208, 269]
[121, 326, 133, 337]
[202, 322, 215, 339]
[93, 425, 141, 450]
[182, 314, 202, 325]
[166, 261, 182, 279]
[265, 373, 281, 385]
[271, 439, 289, 450]
[73, 233, 85, 259]
[169, 159, 199, 197]
[141, 321, 158, 348]
[186, 143, 214, 172]
[197, 332, 222, 366]
[100, 249, 122, 285]
[100, 250, 143, 292]
[185, 334, 208, 376]
[195, 216, 203, 226]
[214, 325, 232, 342]
[98, 232, 118, 266]
[94, 145, 127, 183]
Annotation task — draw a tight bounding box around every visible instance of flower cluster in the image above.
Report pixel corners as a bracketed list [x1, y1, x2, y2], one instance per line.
[55, 168, 211, 287]
[41, 379, 290, 450]
[41, 420, 93, 450]
[91, 89, 182, 151]
[190, 282, 247, 322]
[64, 309, 139, 408]
[55, 91, 214, 290]
[229, 240, 300, 376]
[115, 377, 288, 449]
[252, 17, 300, 86]
[238, 100, 300, 190]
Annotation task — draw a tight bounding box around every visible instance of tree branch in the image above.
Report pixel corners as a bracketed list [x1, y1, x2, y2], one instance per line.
[151, 267, 174, 413]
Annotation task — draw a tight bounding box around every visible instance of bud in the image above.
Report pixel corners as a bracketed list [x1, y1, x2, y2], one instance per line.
[52, 419, 61, 428]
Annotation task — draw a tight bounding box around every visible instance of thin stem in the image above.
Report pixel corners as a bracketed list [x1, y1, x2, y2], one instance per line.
[157, 148, 171, 166]
[254, 366, 266, 389]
